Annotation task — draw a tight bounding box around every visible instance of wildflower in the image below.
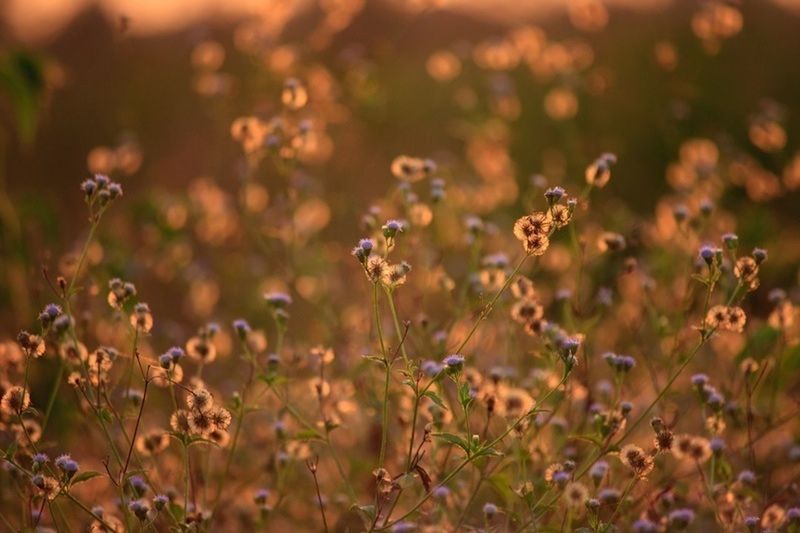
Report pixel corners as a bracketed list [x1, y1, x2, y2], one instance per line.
[722, 232, 739, 250]
[170, 410, 192, 433]
[618, 444, 654, 478]
[88, 348, 115, 386]
[107, 278, 137, 309]
[365, 255, 388, 283]
[544, 463, 565, 484]
[632, 519, 659, 533]
[186, 336, 217, 363]
[550, 204, 572, 228]
[465, 215, 485, 237]
[38, 303, 62, 328]
[281, 78, 308, 110]
[54, 454, 79, 479]
[381, 261, 411, 288]
[128, 475, 148, 498]
[585, 153, 617, 188]
[603, 352, 635, 373]
[209, 407, 232, 430]
[744, 516, 760, 531]
[135, 431, 170, 456]
[232, 319, 250, 340]
[264, 291, 292, 309]
[432, 486, 450, 500]
[667, 508, 695, 529]
[1, 386, 30, 415]
[687, 436, 712, 463]
[762, 504, 786, 529]
[482, 502, 498, 520]
[705, 305, 746, 332]
[734, 256, 759, 282]
[421, 360, 442, 377]
[510, 276, 535, 299]
[130, 303, 153, 333]
[497, 387, 534, 418]
[188, 409, 214, 435]
[352, 238, 375, 263]
[16, 331, 46, 357]
[254, 488, 270, 506]
[372, 468, 395, 494]
[737, 470, 756, 486]
[544, 186, 565, 205]
[207, 429, 230, 447]
[382, 219, 406, 240]
[598, 232, 626, 252]
[654, 430, 674, 453]
[726, 307, 746, 332]
[563, 482, 589, 508]
[672, 434, 693, 460]
[32, 453, 49, 473]
[709, 437, 725, 454]
[153, 494, 169, 512]
[52, 314, 73, 335]
[443, 354, 465, 375]
[691, 373, 709, 387]
[514, 212, 553, 241]
[59, 339, 88, 364]
[128, 500, 149, 521]
[431, 178, 446, 202]
[511, 299, 543, 324]
[699, 245, 716, 265]
[391, 156, 436, 183]
[598, 488, 620, 505]
[186, 388, 214, 412]
[31, 474, 60, 501]
[589, 460, 608, 484]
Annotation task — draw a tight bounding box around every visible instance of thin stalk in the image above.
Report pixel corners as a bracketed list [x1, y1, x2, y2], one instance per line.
[374, 284, 390, 468]
[454, 254, 528, 355]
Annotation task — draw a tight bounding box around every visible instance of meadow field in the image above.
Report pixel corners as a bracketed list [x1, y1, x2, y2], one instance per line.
[1, 0, 800, 531]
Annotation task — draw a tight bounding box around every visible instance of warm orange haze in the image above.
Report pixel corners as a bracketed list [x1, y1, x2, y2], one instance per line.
[1, 0, 800, 531]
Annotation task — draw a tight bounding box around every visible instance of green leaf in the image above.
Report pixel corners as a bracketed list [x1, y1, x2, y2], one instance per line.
[421, 390, 447, 410]
[71, 471, 102, 485]
[0, 52, 46, 145]
[257, 372, 286, 387]
[458, 383, 474, 410]
[433, 432, 470, 454]
[735, 325, 780, 363]
[5, 441, 18, 459]
[395, 473, 417, 490]
[475, 447, 504, 458]
[294, 429, 323, 440]
[98, 408, 114, 424]
[361, 354, 387, 366]
[168, 502, 185, 522]
[351, 504, 375, 527]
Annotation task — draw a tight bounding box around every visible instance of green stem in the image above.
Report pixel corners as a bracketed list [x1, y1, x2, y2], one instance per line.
[454, 254, 528, 355]
[40, 359, 65, 435]
[380, 372, 568, 530]
[373, 284, 391, 469]
[384, 287, 409, 363]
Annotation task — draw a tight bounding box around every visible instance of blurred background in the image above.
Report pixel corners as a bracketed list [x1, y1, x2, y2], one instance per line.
[2, 0, 800, 334]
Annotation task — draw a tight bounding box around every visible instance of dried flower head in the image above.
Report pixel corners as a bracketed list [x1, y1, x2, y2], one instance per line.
[618, 444, 654, 478]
